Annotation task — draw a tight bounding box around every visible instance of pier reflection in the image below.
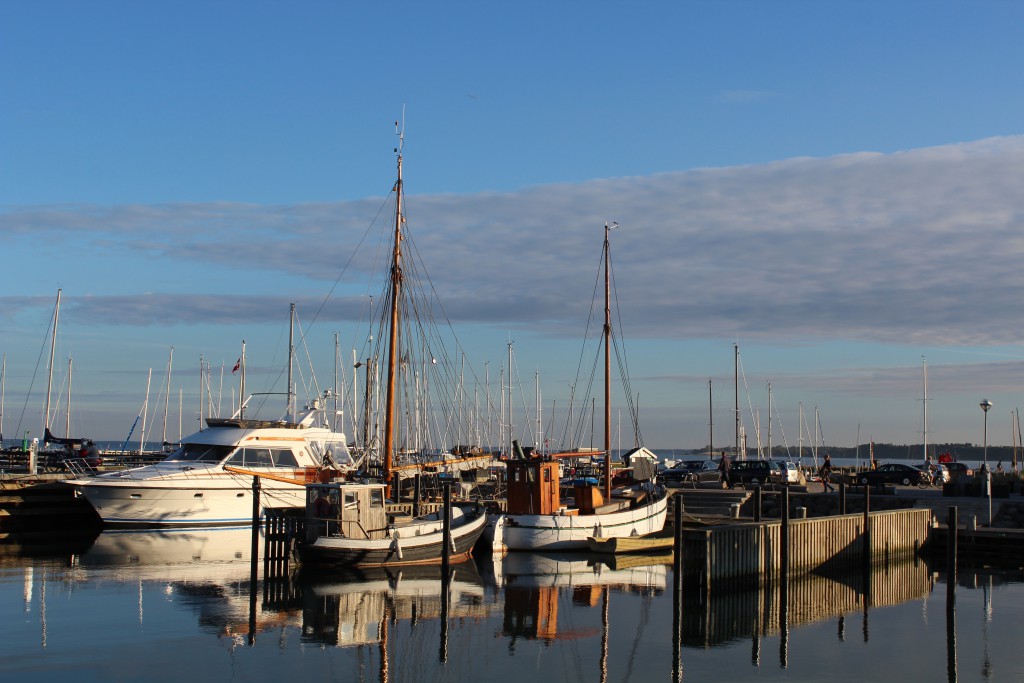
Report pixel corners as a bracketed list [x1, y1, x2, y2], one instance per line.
[681, 557, 932, 649]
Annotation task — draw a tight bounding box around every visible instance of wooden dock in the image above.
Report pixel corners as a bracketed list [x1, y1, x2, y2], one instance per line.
[680, 508, 931, 589]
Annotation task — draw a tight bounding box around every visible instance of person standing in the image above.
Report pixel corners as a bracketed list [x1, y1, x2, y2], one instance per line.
[820, 454, 835, 493]
[718, 451, 732, 489]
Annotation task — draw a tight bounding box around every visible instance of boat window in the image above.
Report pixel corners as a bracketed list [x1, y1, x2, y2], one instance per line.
[225, 448, 301, 467]
[344, 491, 358, 510]
[370, 489, 384, 508]
[165, 444, 234, 462]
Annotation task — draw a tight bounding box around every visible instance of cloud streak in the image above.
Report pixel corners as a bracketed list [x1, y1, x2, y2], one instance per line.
[4, 136, 1024, 347]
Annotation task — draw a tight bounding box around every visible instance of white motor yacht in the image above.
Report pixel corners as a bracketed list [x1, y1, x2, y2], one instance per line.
[70, 399, 352, 527]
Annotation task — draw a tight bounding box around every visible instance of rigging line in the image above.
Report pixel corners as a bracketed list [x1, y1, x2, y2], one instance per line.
[300, 186, 396, 337]
[769, 393, 793, 460]
[13, 297, 59, 442]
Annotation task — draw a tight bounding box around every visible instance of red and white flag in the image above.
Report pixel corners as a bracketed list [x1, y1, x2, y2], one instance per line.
[231, 358, 241, 374]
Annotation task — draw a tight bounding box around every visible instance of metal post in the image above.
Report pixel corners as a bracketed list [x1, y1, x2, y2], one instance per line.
[839, 482, 847, 515]
[753, 486, 762, 523]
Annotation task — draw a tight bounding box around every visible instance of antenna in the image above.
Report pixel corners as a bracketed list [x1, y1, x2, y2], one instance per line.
[394, 105, 406, 156]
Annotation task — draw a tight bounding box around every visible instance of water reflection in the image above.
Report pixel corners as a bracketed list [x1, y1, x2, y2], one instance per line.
[5, 529, 1024, 681]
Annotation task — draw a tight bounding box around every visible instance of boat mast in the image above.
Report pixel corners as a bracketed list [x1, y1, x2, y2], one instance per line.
[162, 346, 173, 447]
[734, 343, 740, 460]
[707, 379, 713, 458]
[383, 122, 405, 498]
[0, 353, 5, 446]
[922, 357, 928, 462]
[603, 222, 614, 499]
[66, 357, 72, 440]
[140, 368, 152, 452]
[44, 288, 61, 444]
[239, 341, 246, 418]
[288, 303, 296, 420]
[507, 340, 514, 456]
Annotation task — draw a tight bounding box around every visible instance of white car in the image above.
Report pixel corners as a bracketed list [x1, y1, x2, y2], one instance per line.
[773, 460, 801, 484]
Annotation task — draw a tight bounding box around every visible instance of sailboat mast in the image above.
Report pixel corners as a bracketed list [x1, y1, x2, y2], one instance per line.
[162, 346, 173, 447]
[0, 353, 5, 446]
[708, 379, 713, 458]
[734, 343, 740, 460]
[383, 129, 404, 497]
[603, 222, 613, 499]
[922, 358, 928, 462]
[44, 288, 61, 443]
[288, 303, 296, 420]
[66, 357, 72, 439]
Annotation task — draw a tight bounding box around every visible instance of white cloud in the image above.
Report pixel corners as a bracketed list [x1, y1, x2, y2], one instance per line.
[4, 136, 1024, 348]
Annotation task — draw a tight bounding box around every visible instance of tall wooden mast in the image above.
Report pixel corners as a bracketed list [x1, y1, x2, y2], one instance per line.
[603, 222, 614, 499]
[383, 123, 405, 498]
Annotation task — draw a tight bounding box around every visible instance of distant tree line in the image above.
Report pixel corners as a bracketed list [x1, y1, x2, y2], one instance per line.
[703, 443, 1023, 464]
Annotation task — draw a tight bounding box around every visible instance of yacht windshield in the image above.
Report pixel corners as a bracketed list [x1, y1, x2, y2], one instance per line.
[164, 444, 235, 462]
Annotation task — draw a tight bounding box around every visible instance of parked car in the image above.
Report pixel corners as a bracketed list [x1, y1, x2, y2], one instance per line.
[773, 460, 802, 484]
[661, 459, 722, 487]
[856, 463, 929, 487]
[943, 462, 974, 479]
[729, 459, 784, 488]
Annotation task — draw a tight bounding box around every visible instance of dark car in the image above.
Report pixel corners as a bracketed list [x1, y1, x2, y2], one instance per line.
[856, 463, 928, 487]
[944, 462, 974, 479]
[729, 459, 784, 488]
[661, 459, 722, 487]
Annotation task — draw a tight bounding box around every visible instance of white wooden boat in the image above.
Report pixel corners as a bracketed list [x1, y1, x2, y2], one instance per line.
[485, 223, 669, 553]
[298, 481, 487, 567]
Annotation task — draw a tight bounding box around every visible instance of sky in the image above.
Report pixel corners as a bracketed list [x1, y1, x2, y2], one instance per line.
[3, 1, 1024, 453]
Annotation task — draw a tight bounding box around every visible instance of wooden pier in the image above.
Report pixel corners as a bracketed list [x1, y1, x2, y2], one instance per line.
[680, 508, 931, 589]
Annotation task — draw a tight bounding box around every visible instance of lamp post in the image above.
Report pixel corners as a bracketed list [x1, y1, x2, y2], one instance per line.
[980, 399, 993, 465]
[981, 399, 993, 526]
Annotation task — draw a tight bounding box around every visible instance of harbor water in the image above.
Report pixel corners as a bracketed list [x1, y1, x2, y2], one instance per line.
[1, 526, 1022, 682]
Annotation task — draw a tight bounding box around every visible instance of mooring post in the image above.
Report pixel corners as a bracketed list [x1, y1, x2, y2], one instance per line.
[673, 494, 684, 591]
[441, 480, 453, 572]
[946, 506, 958, 612]
[413, 473, 421, 517]
[672, 492, 684, 683]
[248, 474, 261, 646]
[839, 482, 847, 515]
[863, 482, 871, 555]
[753, 486, 762, 523]
[780, 486, 790, 582]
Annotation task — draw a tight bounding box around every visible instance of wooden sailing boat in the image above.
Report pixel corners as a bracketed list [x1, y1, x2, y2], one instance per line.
[485, 222, 668, 553]
[299, 127, 487, 567]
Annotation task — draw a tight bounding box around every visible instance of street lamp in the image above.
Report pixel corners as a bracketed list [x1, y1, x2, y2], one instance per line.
[981, 398, 993, 526]
[980, 399, 993, 465]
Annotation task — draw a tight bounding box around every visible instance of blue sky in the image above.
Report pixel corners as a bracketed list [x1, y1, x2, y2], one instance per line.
[3, 1, 1024, 453]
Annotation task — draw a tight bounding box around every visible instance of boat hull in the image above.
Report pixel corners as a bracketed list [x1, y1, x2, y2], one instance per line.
[299, 506, 488, 568]
[73, 477, 305, 527]
[485, 494, 668, 553]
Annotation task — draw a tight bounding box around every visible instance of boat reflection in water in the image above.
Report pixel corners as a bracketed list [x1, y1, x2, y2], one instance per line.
[76, 526, 301, 645]
[299, 562, 488, 648]
[57, 532, 969, 681]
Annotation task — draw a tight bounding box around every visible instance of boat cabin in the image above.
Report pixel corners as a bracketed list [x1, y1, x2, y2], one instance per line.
[305, 482, 389, 543]
[505, 459, 611, 516]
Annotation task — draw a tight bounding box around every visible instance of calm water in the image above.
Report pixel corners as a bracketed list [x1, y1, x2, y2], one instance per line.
[1, 527, 1022, 683]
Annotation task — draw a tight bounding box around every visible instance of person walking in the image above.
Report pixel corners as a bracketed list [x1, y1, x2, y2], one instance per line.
[820, 454, 835, 493]
[718, 451, 732, 489]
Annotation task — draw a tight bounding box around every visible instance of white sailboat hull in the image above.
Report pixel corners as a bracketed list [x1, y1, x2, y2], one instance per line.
[484, 494, 668, 553]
